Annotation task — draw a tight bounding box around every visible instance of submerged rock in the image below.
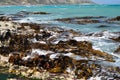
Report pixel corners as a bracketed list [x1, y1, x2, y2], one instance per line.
[76, 19, 100, 24]
[30, 12, 50, 15]
[108, 16, 120, 21]
[56, 16, 102, 24]
[16, 11, 50, 15]
[97, 25, 110, 28]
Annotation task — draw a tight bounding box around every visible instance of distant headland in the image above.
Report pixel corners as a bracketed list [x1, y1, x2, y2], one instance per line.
[0, 0, 95, 5]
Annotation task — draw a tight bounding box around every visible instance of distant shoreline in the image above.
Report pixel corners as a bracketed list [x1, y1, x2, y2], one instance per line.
[0, 4, 120, 7]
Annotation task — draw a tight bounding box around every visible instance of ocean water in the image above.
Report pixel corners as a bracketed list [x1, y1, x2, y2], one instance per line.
[0, 4, 120, 64]
[0, 5, 120, 33]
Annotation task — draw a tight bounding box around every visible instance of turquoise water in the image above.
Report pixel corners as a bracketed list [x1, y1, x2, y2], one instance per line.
[0, 5, 120, 17]
[0, 5, 120, 33]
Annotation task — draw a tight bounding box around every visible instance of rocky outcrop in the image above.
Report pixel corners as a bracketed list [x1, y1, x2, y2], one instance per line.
[55, 16, 104, 24]
[114, 46, 120, 53]
[107, 16, 120, 21]
[0, 0, 94, 5]
[0, 18, 118, 79]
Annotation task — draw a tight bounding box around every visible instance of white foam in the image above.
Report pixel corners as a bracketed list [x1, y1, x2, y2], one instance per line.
[50, 53, 58, 59]
[92, 31, 120, 39]
[88, 76, 102, 80]
[74, 35, 120, 54]
[63, 53, 74, 57]
[22, 55, 31, 61]
[31, 49, 53, 55]
[66, 67, 72, 73]
[31, 38, 46, 44]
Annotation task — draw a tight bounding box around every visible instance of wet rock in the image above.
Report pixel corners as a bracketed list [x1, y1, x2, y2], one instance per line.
[0, 46, 11, 56]
[110, 36, 120, 42]
[30, 12, 50, 15]
[81, 16, 106, 19]
[32, 43, 50, 50]
[97, 25, 110, 28]
[0, 20, 117, 79]
[114, 46, 120, 53]
[76, 19, 100, 24]
[92, 50, 114, 62]
[56, 16, 101, 24]
[0, 29, 11, 45]
[9, 52, 53, 69]
[20, 23, 41, 31]
[49, 55, 74, 73]
[16, 11, 29, 15]
[56, 16, 105, 21]
[52, 40, 92, 53]
[9, 53, 23, 65]
[0, 16, 12, 21]
[16, 11, 50, 15]
[74, 60, 93, 79]
[108, 16, 120, 21]
[9, 34, 32, 52]
[42, 31, 51, 39]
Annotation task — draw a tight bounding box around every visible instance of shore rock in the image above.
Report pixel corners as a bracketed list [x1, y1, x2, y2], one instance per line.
[0, 20, 117, 80]
[110, 36, 120, 42]
[114, 46, 120, 53]
[107, 16, 120, 21]
[56, 17, 101, 24]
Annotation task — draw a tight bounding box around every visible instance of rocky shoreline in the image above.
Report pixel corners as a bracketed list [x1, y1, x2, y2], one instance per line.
[0, 14, 120, 80]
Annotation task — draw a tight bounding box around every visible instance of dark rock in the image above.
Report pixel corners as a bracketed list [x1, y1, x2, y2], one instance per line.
[107, 16, 120, 21]
[78, 16, 106, 19]
[9, 53, 23, 65]
[0, 46, 11, 56]
[30, 12, 50, 15]
[20, 23, 40, 30]
[114, 46, 120, 53]
[76, 19, 100, 24]
[110, 36, 120, 42]
[16, 11, 50, 15]
[42, 31, 51, 39]
[49, 55, 74, 73]
[97, 25, 110, 28]
[56, 17, 101, 24]
[0, 29, 12, 44]
[9, 34, 32, 52]
[74, 60, 93, 79]
[0, 16, 12, 21]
